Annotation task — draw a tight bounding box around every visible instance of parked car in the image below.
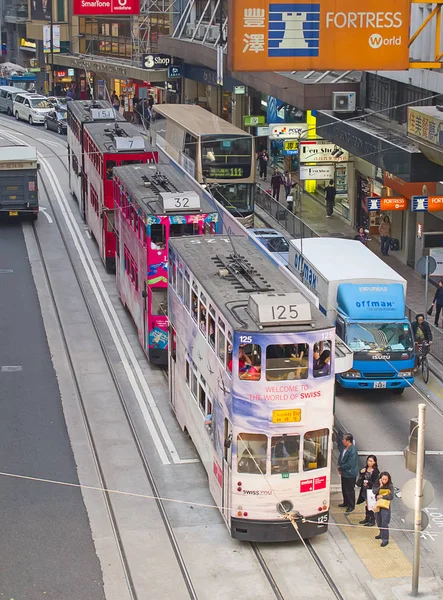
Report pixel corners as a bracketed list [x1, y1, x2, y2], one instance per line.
[47, 96, 72, 109]
[248, 228, 290, 266]
[44, 108, 67, 134]
[0, 85, 25, 115]
[13, 93, 53, 125]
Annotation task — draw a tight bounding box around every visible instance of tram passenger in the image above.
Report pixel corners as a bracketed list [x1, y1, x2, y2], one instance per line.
[238, 440, 267, 474]
[238, 345, 261, 381]
[313, 344, 320, 370]
[313, 349, 331, 377]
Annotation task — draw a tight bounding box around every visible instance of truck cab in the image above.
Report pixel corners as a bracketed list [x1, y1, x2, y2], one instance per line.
[288, 238, 414, 394]
[335, 283, 414, 393]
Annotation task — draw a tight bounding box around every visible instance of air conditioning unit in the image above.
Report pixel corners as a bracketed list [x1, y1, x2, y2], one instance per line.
[332, 91, 356, 113]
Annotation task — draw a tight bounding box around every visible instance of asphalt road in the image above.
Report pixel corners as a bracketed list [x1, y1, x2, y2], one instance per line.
[0, 223, 105, 599]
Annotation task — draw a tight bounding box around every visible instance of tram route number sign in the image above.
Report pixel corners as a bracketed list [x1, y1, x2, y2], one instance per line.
[161, 191, 201, 212]
[272, 408, 301, 423]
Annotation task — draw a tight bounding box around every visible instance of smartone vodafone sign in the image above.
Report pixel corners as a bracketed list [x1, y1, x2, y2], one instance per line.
[228, 0, 410, 71]
[73, 0, 140, 15]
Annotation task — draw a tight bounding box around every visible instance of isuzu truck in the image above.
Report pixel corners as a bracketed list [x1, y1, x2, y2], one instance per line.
[288, 238, 414, 393]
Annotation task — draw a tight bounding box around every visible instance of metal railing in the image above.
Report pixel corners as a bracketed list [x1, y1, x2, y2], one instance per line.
[255, 185, 318, 240]
[255, 184, 443, 368]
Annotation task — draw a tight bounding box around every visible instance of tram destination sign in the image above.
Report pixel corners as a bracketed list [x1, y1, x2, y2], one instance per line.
[161, 191, 200, 212]
[228, 0, 410, 71]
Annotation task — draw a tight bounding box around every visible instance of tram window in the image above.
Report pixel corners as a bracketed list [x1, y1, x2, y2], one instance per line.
[177, 268, 183, 300]
[151, 289, 167, 317]
[271, 435, 300, 474]
[191, 287, 198, 322]
[238, 344, 261, 381]
[184, 133, 197, 162]
[191, 372, 198, 399]
[266, 343, 309, 381]
[199, 297, 207, 335]
[204, 221, 216, 235]
[185, 359, 190, 384]
[106, 160, 116, 180]
[170, 223, 199, 237]
[303, 429, 329, 471]
[313, 340, 332, 378]
[121, 160, 142, 166]
[183, 275, 190, 312]
[237, 433, 267, 475]
[150, 224, 166, 250]
[208, 307, 215, 348]
[198, 383, 206, 414]
[218, 326, 226, 365]
[227, 331, 233, 376]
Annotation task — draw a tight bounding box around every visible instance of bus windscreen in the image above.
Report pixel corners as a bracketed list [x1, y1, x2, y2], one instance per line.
[201, 135, 252, 179]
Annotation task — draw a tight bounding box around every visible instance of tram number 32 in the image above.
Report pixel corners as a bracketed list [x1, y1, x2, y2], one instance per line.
[271, 304, 298, 321]
[174, 197, 190, 207]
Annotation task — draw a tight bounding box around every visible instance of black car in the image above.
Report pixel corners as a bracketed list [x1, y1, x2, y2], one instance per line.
[44, 109, 67, 134]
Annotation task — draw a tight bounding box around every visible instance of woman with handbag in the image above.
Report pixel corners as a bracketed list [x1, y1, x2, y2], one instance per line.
[357, 455, 379, 526]
[373, 472, 394, 547]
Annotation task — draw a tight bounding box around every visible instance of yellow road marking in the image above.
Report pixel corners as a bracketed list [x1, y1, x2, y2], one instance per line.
[330, 503, 412, 579]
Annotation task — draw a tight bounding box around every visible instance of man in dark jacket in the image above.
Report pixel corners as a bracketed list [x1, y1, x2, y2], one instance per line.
[432, 280, 443, 326]
[270, 168, 283, 202]
[412, 314, 433, 343]
[337, 433, 359, 512]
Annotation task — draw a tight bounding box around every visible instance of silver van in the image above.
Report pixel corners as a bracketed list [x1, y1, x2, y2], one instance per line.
[0, 86, 26, 115]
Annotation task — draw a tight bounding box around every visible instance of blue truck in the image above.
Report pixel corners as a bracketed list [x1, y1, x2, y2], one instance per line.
[288, 238, 414, 394]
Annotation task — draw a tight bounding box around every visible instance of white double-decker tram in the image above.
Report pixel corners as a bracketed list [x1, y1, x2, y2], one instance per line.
[168, 236, 336, 542]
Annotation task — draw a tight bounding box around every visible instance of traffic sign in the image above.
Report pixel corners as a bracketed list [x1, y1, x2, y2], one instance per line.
[401, 478, 435, 510]
[404, 510, 429, 532]
[416, 256, 437, 276]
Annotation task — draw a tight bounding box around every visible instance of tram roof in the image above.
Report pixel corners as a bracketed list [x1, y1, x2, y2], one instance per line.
[170, 236, 331, 333]
[153, 104, 253, 138]
[113, 163, 217, 215]
[84, 121, 154, 154]
[67, 99, 125, 124]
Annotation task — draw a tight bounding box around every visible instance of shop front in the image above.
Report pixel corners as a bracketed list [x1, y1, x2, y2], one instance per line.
[317, 110, 443, 267]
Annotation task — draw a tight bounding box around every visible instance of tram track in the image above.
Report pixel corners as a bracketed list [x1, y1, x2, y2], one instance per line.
[1, 117, 350, 600]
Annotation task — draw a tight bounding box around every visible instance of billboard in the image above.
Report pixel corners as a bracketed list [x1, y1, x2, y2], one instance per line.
[43, 24, 60, 53]
[73, 0, 140, 15]
[228, 0, 410, 71]
[30, 0, 52, 21]
[408, 107, 443, 149]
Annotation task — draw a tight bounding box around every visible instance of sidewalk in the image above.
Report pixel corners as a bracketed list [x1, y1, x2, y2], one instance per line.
[254, 170, 443, 372]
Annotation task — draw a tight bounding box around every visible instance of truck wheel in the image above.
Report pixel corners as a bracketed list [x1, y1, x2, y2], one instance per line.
[393, 388, 404, 395]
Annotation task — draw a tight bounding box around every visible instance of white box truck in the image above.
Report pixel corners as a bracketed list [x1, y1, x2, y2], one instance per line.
[288, 238, 414, 393]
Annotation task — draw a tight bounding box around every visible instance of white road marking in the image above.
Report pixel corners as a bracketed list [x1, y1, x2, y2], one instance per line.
[83, 226, 91, 239]
[1, 365, 23, 372]
[39, 206, 53, 223]
[1, 128, 196, 465]
[358, 450, 443, 456]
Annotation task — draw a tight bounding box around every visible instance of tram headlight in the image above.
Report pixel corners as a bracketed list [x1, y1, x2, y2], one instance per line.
[277, 500, 293, 515]
[341, 369, 361, 379]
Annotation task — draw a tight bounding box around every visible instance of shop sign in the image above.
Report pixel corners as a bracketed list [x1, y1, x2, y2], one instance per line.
[73, 0, 140, 15]
[142, 53, 171, 69]
[20, 38, 36, 50]
[168, 65, 182, 78]
[412, 195, 443, 212]
[228, 0, 410, 72]
[300, 164, 334, 180]
[68, 68, 75, 76]
[408, 107, 443, 149]
[244, 115, 265, 126]
[56, 71, 67, 78]
[269, 123, 308, 140]
[300, 140, 348, 163]
[384, 172, 436, 199]
[234, 85, 247, 94]
[417, 222, 423, 239]
[257, 126, 270, 136]
[368, 196, 407, 211]
[29, 68, 41, 72]
[283, 140, 298, 156]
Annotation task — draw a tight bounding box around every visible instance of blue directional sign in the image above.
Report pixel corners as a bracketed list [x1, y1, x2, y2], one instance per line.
[168, 65, 182, 78]
[366, 197, 381, 211]
[412, 195, 428, 212]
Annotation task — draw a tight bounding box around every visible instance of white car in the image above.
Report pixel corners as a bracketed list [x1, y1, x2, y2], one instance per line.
[248, 228, 290, 266]
[13, 93, 54, 125]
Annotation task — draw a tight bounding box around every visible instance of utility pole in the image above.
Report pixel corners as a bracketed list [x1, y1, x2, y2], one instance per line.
[49, 0, 54, 94]
[218, 0, 223, 118]
[411, 403, 426, 597]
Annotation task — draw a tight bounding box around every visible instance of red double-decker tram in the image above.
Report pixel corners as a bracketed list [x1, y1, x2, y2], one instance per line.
[67, 99, 124, 219]
[82, 121, 157, 271]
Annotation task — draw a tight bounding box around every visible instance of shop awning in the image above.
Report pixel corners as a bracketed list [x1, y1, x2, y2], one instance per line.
[316, 110, 443, 183]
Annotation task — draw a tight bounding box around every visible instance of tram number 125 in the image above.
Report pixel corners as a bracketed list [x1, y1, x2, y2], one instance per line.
[271, 304, 298, 321]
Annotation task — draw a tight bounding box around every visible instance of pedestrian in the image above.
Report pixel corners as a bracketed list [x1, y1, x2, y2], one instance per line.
[325, 179, 336, 218]
[357, 455, 380, 527]
[284, 170, 292, 197]
[111, 91, 120, 112]
[379, 215, 392, 256]
[337, 433, 359, 513]
[270, 168, 283, 202]
[257, 148, 269, 181]
[432, 280, 443, 327]
[355, 226, 368, 245]
[66, 87, 74, 100]
[373, 471, 394, 547]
